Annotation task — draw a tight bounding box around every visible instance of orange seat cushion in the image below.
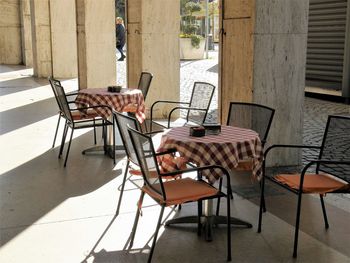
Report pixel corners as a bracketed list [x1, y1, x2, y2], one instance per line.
[71, 109, 100, 120]
[123, 104, 138, 113]
[235, 160, 253, 171]
[275, 173, 349, 194]
[142, 177, 219, 206]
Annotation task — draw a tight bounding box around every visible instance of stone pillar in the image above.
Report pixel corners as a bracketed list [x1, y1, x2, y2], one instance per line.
[50, 0, 77, 78]
[127, 0, 180, 118]
[20, 0, 32, 66]
[220, 0, 309, 165]
[76, 0, 116, 89]
[0, 0, 22, 64]
[30, 0, 52, 77]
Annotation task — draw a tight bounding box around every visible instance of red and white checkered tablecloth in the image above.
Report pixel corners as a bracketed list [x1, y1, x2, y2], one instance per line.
[157, 126, 263, 183]
[75, 88, 146, 123]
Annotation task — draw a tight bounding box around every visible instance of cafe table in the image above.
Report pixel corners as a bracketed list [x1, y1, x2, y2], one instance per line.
[75, 87, 146, 156]
[157, 125, 263, 240]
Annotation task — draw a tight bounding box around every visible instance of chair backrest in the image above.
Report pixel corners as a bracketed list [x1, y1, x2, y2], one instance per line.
[187, 82, 215, 125]
[318, 115, 350, 182]
[137, 72, 153, 100]
[226, 102, 275, 145]
[49, 77, 73, 123]
[113, 111, 141, 164]
[128, 127, 166, 198]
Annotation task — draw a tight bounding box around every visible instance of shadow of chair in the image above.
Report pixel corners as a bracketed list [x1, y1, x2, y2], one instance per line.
[150, 82, 215, 131]
[50, 79, 115, 166]
[258, 114, 350, 258]
[127, 127, 232, 262]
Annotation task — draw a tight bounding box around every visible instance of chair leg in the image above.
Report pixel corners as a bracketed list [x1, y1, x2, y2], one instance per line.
[64, 129, 74, 167]
[257, 175, 266, 233]
[293, 191, 303, 258]
[59, 122, 69, 158]
[129, 191, 145, 249]
[215, 178, 223, 216]
[93, 119, 97, 145]
[115, 161, 129, 216]
[259, 180, 267, 212]
[226, 194, 232, 261]
[52, 114, 61, 148]
[112, 121, 116, 164]
[148, 205, 165, 263]
[320, 194, 329, 229]
[197, 200, 202, 236]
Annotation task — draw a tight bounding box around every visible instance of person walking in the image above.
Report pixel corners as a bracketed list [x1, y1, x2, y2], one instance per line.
[116, 17, 126, 61]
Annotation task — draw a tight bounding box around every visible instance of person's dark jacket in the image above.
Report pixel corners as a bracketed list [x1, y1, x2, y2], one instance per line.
[116, 24, 125, 47]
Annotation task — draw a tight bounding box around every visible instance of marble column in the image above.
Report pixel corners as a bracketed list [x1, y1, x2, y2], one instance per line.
[220, 0, 309, 165]
[127, 0, 180, 118]
[20, 0, 32, 66]
[0, 0, 22, 64]
[76, 0, 116, 89]
[30, 0, 52, 77]
[50, 0, 77, 78]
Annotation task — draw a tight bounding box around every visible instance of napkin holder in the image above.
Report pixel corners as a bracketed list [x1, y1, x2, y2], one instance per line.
[108, 85, 122, 93]
[203, 123, 221, 135]
[189, 126, 205, 137]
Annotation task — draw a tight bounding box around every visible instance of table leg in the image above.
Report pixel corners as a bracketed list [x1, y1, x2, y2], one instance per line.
[165, 199, 252, 242]
[82, 117, 124, 158]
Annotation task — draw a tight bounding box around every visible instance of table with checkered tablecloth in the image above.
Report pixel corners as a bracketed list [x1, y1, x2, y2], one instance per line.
[158, 126, 263, 183]
[75, 88, 146, 123]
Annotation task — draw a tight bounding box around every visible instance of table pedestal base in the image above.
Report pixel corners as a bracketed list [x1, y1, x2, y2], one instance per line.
[165, 215, 252, 241]
[82, 145, 124, 158]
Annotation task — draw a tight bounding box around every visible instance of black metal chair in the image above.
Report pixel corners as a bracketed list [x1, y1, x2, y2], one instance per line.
[150, 82, 215, 131]
[138, 71, 153, 100]
[216, 102, 275, 214]
[258, 115, 350, 258]
[113, 111, 142, 216]
[127, 127, 232, 262]
[48, 77, 87, 148]
[50, 80, 115, 166]
[113, 111, 180, 216]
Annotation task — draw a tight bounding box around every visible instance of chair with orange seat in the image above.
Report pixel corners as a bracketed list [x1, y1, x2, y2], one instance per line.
[50, 79, 115, 166]
[113, 111, 182, 217]
[258, 114, 350, 258]
[216, 102, 275, 214]
[127, 127, 232, 262]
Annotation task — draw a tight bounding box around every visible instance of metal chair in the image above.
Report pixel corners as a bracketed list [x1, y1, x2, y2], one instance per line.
[50, 80, 114, 166]
[150, 82, 215, 131]
[216, 102, 275, 214]
[258, 115, 350, 258]
[113, 111, 179, 216]
[138, 71, 153, 100]
[48, 77, 86, 148]
[127, 127, 232, 262]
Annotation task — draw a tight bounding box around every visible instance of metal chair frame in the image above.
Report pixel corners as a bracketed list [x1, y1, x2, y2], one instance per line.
[51, 80, 114, 166]
[150, 82, 215, 131]
[258, 115, 350, 258]
[127, 127, 232, 262]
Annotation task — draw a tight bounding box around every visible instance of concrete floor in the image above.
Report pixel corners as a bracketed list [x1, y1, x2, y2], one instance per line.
[1, 65, 350, 263]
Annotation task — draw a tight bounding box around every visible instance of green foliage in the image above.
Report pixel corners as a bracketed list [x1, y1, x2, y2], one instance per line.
[180, 0, 203, 48]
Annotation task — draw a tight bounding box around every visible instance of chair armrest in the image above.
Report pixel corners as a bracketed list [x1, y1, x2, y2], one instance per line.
[264, 144, 321, 159]
[66, 91, 79, 96]
[167, 106, 207, 128]
[150, 100, 190, 130]
[159, 165, 232, 193]
[155, 148, 177, 156]
[76, 104, 112, 111]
